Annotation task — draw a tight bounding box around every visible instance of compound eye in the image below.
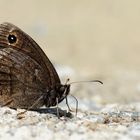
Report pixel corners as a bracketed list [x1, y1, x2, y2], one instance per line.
[8, 34, 17, 44]
[59, 86, 65, 93]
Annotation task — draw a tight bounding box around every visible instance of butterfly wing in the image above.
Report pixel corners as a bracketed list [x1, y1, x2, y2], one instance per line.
[0, 22, 61, 108]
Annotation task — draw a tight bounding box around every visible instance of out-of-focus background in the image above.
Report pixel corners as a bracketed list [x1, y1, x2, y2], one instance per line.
[1, 1, 140, 140]
[0, 0, 140, 104]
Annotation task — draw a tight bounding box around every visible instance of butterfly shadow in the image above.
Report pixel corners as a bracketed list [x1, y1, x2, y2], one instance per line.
[30, 107, 73, 118]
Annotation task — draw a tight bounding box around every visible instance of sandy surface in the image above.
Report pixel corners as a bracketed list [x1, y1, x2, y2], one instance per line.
[0, 0, 140, 139]
[0, 103, 140, 140]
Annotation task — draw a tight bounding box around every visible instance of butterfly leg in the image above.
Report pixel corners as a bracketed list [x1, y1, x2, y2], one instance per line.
[56, 98, 68, 119]
[56, 97, 60, 119]
[1, 99, 13, 107]
[65, 96, 73, 112]
[17, 95, 44, 119]
[66, 95, 78, 116]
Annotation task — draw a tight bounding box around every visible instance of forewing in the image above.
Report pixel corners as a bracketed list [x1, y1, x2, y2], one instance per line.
[0, 22, 61, 108]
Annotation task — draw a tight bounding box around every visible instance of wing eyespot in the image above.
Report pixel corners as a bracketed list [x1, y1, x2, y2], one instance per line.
[8, 34, 17, 44]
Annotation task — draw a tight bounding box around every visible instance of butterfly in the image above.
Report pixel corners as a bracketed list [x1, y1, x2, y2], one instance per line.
[0, 22, 102, 117]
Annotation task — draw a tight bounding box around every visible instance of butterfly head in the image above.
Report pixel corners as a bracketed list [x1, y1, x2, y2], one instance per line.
[57, 83, 71, 103]
[44, 79, 71, 107]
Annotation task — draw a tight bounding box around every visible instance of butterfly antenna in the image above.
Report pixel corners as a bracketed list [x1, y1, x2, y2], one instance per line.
[69, 80, 103, 85]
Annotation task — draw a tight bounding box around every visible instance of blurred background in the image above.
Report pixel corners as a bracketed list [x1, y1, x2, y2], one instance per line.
[0, 0, 140, 105]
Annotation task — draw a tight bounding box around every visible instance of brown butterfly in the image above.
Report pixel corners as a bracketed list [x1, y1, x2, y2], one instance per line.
[0, 22, 102, 116]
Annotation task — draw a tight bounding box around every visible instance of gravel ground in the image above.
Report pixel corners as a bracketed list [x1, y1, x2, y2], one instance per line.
[0, 103, 140, 140]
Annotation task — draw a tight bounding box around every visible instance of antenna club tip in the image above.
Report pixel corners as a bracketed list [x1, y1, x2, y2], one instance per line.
[100, 81, 103, 84]
[91, 80, 103, 84]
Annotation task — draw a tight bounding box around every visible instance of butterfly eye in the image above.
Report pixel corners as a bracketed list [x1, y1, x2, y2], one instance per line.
[8, 34, 17, 44]
[59, 86, 65, 93]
